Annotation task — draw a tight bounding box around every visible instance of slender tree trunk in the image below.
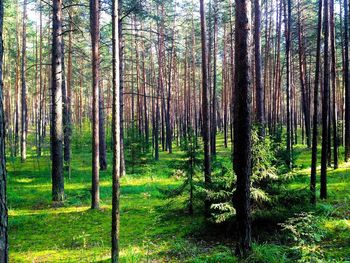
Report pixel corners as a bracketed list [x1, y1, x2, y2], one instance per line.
[210, 0, 218, 154]
[99, 80, 107, 170]
[90, 0, 100, 209]
[111, 0, 121, 261]
[51, 0, 64, 202]
[64, 10, 73, 173]
[119, 0, 125, 176]
[344, 0, 350, 160]
[330, 0, 338, 168]
[284, 0, 292, 169]
[0, 0, 8, 259]
[21, 0, 28, 162]
[200, 0, 211, 216]
[311, 0, 323, 205]
[254, 0, 265, 137]
[15, 6, 20, 157]
[321, 0, 330, 200]
[297, 1, 311, 148]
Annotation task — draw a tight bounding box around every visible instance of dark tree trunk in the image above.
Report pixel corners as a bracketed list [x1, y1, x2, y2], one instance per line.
[90, 0, 100, 209]
[330, 0, 338, 168]
[234, 0, 252, 256]
[119, 0, 125, 176]
[111, 0, 121, 261]
[321, 0, 329, 200]
[0, 1, 8, 260]
[311, 0, 323, 205]
[200, 0, 212, 216]
[51, 0, 65, 202]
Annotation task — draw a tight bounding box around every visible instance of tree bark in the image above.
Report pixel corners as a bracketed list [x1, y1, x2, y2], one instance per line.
[321, 0, 329, 200]
[112, 0, 121, 261]
[311, 0, 323, 205]
[21, 0, 28, 162]
[51, 0, 65, 202]
[90, 0, 100, 209]
[254, 0, 265, 137]
[200, 0, 212, 216]
[234, 0, 252, 256]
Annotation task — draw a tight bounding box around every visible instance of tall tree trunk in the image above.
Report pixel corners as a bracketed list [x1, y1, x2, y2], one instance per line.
[118, 0, 125, 176]
[21, 0, 28, 162]
[51, 0, 64, 202]
[111, 0, 121, 261]
[15, 5, 20, 157]
[297, 0, 311, 148]
[344, 0, 350, 160]
[210, 0, 218, 154]
[200, 0, 211, 216]
[321, 0, 329, 199]
[90, 0, 100, 209]
[64, 10, 73, 172]
[330, 0, 338, 168]
[234, 0, 252, 256]
[311, 0, 323, 205]
[254, 0, 265, 137]
[284, 0, 292, 169]
[0, 0, 8, 260]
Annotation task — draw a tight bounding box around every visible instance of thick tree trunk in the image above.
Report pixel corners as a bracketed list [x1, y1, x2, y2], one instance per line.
[51, 0, 65, 202]
[234, 0, 252, 256]
[90, 0, 100, 209]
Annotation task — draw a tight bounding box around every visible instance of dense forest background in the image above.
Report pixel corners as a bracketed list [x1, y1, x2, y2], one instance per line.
[0, 0, 349, 261]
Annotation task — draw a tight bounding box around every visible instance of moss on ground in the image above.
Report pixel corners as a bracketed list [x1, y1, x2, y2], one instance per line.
[7, 131, 350, 262]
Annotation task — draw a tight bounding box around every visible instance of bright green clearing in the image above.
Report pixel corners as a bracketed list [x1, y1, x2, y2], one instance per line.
[7, 132, 350, 262]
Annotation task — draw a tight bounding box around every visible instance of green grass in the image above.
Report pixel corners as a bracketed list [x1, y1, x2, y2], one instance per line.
[7, 128, 350, 262]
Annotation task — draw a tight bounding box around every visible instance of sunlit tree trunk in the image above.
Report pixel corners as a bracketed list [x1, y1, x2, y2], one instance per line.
[90, 0, 100, 209]
[51, 0, 64, 202]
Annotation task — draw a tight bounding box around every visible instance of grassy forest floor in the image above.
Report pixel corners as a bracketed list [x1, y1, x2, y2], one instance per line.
[7, 128, 350, 262]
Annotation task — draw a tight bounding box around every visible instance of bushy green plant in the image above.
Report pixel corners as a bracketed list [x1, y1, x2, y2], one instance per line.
[208, 129, 280, 223]
[279, 212, 325, 262]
